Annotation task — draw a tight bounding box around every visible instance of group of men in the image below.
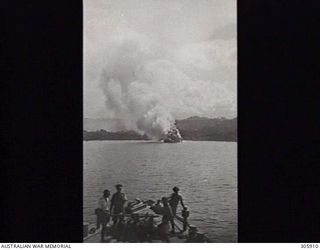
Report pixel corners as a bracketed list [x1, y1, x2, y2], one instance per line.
[95, 184, 127, 242]
[95, 184, 186, 242]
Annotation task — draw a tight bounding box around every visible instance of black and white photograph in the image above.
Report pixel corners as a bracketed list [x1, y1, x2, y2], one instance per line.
[3, 0, 320, 246]
[83, 0, 237, 243]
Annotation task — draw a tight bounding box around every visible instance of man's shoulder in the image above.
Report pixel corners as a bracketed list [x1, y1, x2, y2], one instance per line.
[176, 194, 183, 200]
[112, 192, 121, 199]
[172, 193, 182, 198]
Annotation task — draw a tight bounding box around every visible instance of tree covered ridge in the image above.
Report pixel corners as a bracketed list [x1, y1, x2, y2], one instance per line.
[83, 116, 237, 142]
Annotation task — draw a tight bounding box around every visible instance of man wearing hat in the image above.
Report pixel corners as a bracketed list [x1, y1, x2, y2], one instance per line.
[110, 184, 128, 224]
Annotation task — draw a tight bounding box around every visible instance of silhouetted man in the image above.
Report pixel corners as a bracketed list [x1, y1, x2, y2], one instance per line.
[110, 184, 128, 224]
[96, 189, 111, 242]
[168, 186, 186, 233]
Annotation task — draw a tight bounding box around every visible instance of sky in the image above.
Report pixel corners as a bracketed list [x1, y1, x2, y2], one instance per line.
[84, 0, 237, 121]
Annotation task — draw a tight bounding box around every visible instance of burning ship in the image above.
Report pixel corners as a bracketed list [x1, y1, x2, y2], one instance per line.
[161, 127, 183, 143]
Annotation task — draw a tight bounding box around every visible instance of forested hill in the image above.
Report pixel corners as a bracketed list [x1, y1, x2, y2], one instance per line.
[176, 116, 237, 142]
[83, 117, 237, 142]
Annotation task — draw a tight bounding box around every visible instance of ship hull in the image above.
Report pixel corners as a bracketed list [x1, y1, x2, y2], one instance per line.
[163, 138, 182, 143]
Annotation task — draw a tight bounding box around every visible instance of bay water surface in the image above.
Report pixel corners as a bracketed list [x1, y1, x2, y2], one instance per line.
[84, 140, 237, 242]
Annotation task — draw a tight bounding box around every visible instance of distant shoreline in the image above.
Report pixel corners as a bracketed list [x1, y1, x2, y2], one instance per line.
[83, 116, 237, 142]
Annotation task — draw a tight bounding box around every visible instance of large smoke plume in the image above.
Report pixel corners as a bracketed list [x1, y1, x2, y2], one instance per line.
[100, 35, 235, 139]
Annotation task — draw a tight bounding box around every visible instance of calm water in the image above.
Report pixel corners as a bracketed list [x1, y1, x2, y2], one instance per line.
[84, 140, 237, 242]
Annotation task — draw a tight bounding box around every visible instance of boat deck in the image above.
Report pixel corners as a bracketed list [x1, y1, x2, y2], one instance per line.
[84, 201, 209, 243]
